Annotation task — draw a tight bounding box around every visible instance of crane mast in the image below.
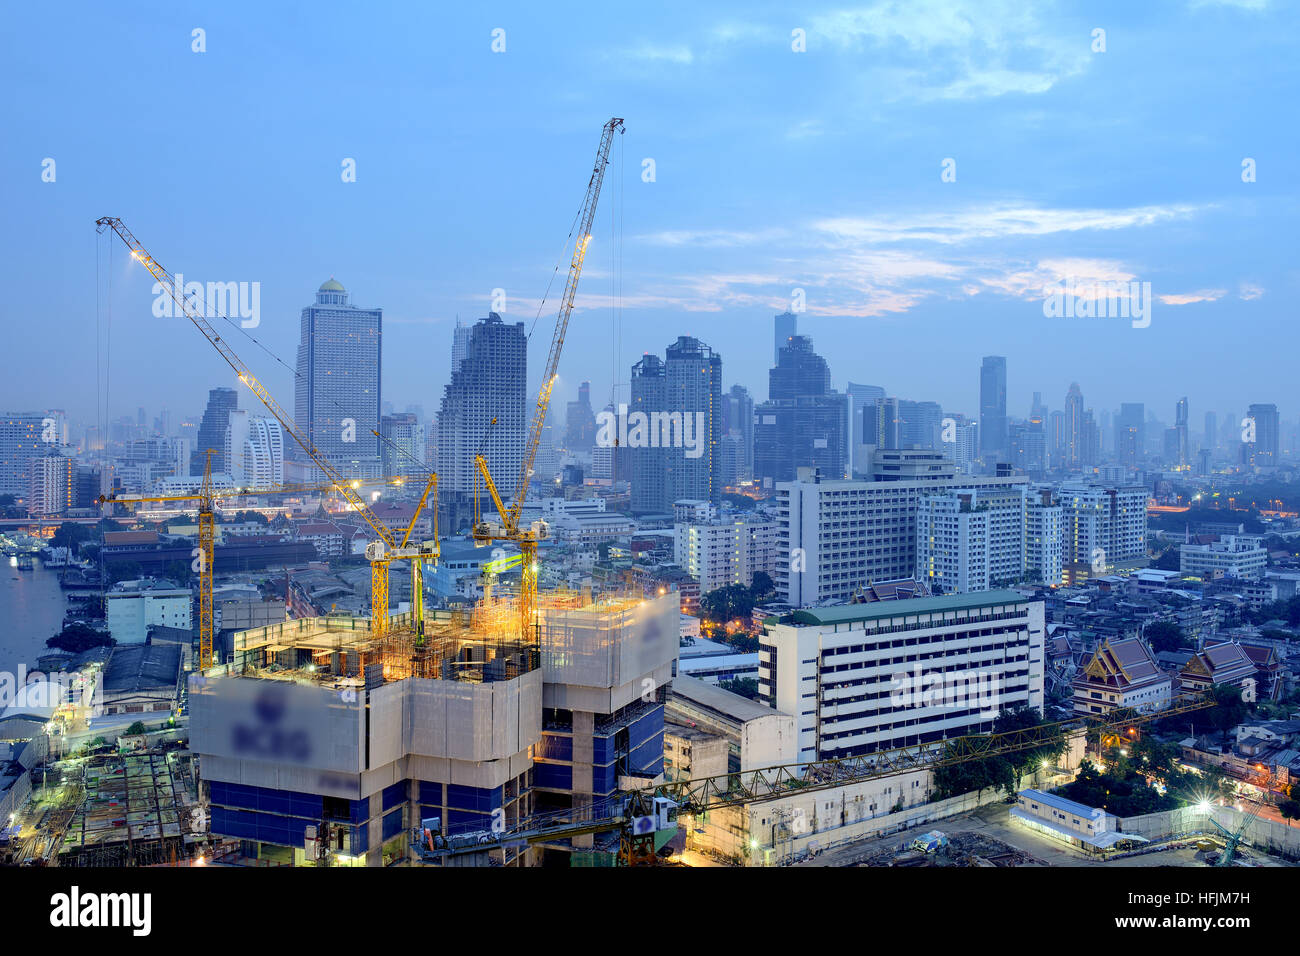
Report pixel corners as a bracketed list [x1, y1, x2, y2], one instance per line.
[473, 117, 623, 646]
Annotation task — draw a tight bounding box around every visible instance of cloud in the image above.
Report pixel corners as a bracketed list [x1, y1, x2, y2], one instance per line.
[1238, 282, 1265, 300]
[617, 43, 694, 65]
[812, 203, 1199, 246]
[1157, 289, 1226, 305]
[809, 0, 1092, 101]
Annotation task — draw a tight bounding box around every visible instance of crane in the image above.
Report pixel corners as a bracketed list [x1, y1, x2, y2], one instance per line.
[472, 117, 624, 644]
[95, 217, 440, 657]
[412, 690, 1218, 866]
[1210, 768, 1278, 865]
[100, 452, 419, 670]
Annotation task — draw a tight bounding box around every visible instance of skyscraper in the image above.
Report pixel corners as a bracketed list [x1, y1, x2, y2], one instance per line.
[1204, 411, 1218, 453]
[224, 411, 285, 487]
[1115, 403, 1145, 468]
[979, 356, 1007, 461]
[1064, 383, 1084, 468]
[753, 336, 847, 487]
[721, 384, 755, 482]
[380, 412, 424, 479]
[564, 381, 597, 453]
[1245, 402, 1280, 467]
[629, 336, 722, 513]
[436, 313, 527, 500]
[294, 279, 382, 478]
[192, 387, 239, 475]
[773, 311, 797, 366]
[846, 383, 886, 476]
[1174, 397, 1190, 467]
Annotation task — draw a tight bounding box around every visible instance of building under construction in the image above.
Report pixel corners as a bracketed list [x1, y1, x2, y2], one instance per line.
[188, 589, 678, 866]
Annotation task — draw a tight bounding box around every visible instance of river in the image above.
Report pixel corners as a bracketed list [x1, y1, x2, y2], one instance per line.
[0, 558, 72, 678]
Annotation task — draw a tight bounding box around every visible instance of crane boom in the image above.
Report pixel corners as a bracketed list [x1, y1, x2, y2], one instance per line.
[95, 217, 443, 645]
[93, 217, 396, 550]
[505, 117, 622, 528]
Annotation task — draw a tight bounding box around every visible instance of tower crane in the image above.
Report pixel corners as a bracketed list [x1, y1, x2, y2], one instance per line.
[472, 117, 624, 644]
[95, 217, 440, 660]
[99, 453, 423, 671]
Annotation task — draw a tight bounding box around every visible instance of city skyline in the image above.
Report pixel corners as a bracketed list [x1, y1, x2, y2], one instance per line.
[6, 1, 1297, 428]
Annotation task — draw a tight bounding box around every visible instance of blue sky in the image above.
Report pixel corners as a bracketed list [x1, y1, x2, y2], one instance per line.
[4, 0, 1297, 435]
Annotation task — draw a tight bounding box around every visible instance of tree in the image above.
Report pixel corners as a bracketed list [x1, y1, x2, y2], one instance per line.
[163, 560, 193, 586]
[750, 571, 775, 599]
[51, 521, 95, 551]
[1144, 620, 1187, 654]
[125, 721, 147, 736]
[699, 584, 756, 626]
[1279, 800, 1300, 826]
[104, 560, 143, 585]
[1209, 684, 1248, 733]
[718, 677, 760, 700]
[46, 623, 113, 654]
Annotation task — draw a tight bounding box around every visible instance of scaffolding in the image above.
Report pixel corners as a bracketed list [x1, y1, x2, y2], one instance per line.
[219, 587, 677, 698]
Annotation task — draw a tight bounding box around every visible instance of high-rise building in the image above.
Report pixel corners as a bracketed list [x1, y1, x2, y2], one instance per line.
[1059, 481, 1148, 578]
[629, 336, 722, 513]
[846, 383, 886, 476]
[564, 381, 597, 454]
[721, 384, 755, 483]
[753, 336, 848, 487]
[1008, 418, 1046, 475]
[979, 356, 1007, 461]
[916, 485, 1064, 594]
[776, 457, 1027, 606]
[1174, 397, 1190, 467]
[1063, 383, 1084, 468]
[191, 387, 239, 475]
[945, 412, 980, 472]
[436, 313, 527, 500]
[1115, 403, 1145, 468]
[379, 412, 424, 480]
[0, 412, 65, 499]
[1203, 411, 1218, 454]
[29, 452, 75, 517]
[760, 591, 1044, 761]
[224, 410, 285, 487]
[1245, 403, 1280, 467]
[674, 513, 779, 593]
[773, 311, 797, 366]
[294, 279, 382, 478]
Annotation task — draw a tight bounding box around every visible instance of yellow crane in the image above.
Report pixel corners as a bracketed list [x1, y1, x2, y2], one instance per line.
[473, 117, 623, 644]
[95, 217, 440, 663]
[100, 453, 422, 671]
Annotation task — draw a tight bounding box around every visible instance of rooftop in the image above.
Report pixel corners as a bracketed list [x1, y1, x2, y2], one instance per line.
[789, 589, 1029, 626]
[103, 643, 183, 694]
[670, 673, 782, 723]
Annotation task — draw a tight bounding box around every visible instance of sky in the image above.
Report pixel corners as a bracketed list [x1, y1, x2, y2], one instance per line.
[3, 0, 1297, 438]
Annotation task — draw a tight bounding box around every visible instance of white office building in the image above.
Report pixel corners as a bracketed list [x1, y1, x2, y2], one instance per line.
[776, 457, 1027, 606]
[1180, 535, 1267, 581]
[106, 585, 194, 644]
[759, 590, 1045, 762]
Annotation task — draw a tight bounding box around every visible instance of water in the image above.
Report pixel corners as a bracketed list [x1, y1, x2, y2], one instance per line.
[0, 558, 72, 677]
